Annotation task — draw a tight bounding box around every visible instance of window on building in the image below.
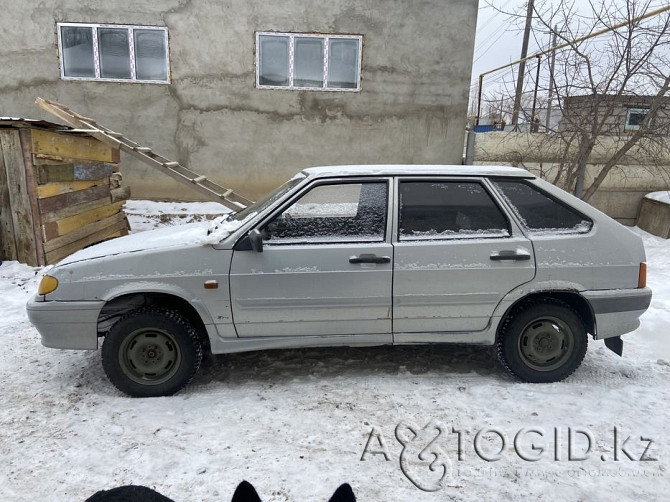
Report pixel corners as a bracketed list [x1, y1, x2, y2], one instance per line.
[256, 32, 362, 91]
[398, 181, 510, 240]
[625, 107, 650, 131]
[58, 23, 169, 83]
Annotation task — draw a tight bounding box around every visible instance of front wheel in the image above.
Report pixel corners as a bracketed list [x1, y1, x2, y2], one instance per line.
[497, 299, 588, 383]
[101, 307, 203, 397]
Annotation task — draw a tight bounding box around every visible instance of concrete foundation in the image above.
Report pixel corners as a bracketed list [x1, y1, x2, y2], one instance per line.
[637, 198, 670, 238]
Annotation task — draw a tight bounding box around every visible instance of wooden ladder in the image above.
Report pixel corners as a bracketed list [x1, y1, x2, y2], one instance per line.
[35, 98, 253, 211]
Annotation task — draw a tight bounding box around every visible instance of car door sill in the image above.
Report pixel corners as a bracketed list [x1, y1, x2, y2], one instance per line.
[210, 333, 393, 354]
[393, 331, 494, 345]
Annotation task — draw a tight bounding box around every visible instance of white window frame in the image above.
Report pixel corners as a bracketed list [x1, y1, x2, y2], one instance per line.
[57, 22, 170, 84]
[255, 32, 362, 92]
[625, 107, 650, 131]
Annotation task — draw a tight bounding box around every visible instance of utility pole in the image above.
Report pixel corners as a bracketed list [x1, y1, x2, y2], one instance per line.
[545, 26, 558, 131]
[499, 96, 504, 124]
[476, 74, 484, 125]
[530, 55, 542, 132]
[511, 0, 535, 127]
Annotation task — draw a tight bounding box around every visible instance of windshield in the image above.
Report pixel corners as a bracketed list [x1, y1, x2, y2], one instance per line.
[230, 174, 306, 222]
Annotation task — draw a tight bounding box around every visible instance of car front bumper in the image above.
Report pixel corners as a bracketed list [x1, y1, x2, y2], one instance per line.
[582, 287, 652, 339]
[26, 296, 104, 350]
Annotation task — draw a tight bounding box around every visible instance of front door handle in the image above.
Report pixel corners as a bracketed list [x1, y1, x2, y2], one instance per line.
[490, 250, 532, 261]
[349, 254, 391, 264]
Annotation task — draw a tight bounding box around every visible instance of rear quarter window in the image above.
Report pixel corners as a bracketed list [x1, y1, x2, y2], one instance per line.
[492, 180, 593, 235]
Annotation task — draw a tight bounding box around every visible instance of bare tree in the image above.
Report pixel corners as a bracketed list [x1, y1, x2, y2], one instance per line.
[492, 0, 670, 201]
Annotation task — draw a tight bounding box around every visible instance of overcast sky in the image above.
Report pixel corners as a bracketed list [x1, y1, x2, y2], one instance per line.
[469, 0, 669, 110]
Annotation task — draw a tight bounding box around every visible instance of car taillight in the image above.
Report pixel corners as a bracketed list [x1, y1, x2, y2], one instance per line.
[638, 263, 647, 288]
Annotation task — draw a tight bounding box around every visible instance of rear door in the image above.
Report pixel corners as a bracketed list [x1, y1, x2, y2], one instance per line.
[229, 179, 393, 338]
[392, 177, 535, 335]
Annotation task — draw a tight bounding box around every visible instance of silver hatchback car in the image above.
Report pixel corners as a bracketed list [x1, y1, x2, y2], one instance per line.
[27, 166, 651, 397]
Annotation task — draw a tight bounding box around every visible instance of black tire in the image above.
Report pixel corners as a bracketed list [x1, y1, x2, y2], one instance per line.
[497, 299, 588, 383]
[101, 307, 203, 397]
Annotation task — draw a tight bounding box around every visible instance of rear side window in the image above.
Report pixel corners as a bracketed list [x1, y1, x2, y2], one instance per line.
[493, 181, 592, 234]
[398, 181, 510, 240]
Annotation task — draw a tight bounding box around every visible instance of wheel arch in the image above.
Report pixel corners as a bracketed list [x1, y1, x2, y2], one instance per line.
[97, 290, 212, 351]
[497, 291, 596, 339]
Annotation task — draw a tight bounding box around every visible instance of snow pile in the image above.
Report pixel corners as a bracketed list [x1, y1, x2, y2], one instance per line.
[645, 191, 670, 204]
[124, 200, 231, 233]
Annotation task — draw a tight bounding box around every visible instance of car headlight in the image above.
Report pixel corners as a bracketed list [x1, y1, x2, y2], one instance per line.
[38, 275, 59, 295]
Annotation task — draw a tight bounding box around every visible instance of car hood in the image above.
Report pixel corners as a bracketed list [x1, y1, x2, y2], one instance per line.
[57, 221, 212, 266]
[56, 212, 255, 267]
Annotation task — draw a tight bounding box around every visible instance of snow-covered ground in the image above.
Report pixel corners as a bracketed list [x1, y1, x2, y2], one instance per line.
[1, 202, 669, 501]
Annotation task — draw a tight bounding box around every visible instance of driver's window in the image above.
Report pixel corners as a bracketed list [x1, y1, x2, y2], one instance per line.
[263, 182, 387, 244]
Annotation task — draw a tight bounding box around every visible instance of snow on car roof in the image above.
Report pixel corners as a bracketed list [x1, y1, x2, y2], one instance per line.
[301, 164, 535, 178]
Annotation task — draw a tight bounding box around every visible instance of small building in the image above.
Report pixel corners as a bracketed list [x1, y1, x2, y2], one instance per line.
[0, 1, 479, 201]
[559, 94, 670, 136]
[0, 119, 129, 266]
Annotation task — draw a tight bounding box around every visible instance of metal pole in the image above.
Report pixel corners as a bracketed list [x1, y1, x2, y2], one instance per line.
[545, 26, 558, 131]
[512, 0, 535, 126]
[530, 55, 542, 132]
[476, 74, 484, 126]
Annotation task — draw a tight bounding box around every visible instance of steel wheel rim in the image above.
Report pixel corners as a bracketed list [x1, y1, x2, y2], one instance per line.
[517, 316, 574, 372]
[119, 328, 181, 385]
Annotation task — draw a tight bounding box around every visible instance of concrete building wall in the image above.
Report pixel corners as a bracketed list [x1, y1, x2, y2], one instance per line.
[472, 132, 670, 225]
[0, 0, 478, 201]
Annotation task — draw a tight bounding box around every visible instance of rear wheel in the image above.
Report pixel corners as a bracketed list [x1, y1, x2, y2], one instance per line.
[497, 299, 587, 383]
[102, 307, 203, 397]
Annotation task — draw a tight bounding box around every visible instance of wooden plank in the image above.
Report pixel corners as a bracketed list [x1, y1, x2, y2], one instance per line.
[36, 163, 73, 183]
[36, 162, 116, 183]
[31, 128, 115, 163]
[0, 138, 18, 261]
[43, 200, 125, 240]
[44, 211, 127, 253]
[38, 184, 111, 214]
[46, 222, 127, 264]
[0, 130, 38, 265]
[33, 155, 118, 167]
[36, 178, 108, 198]
[40, 196, 112, 224]
[18, 128, 46, 266]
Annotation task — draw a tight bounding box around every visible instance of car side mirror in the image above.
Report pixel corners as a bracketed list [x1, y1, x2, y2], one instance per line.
[248, 229, 264, 253]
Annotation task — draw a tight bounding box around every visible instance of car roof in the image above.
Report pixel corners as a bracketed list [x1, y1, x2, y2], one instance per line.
[301, 164, 535, 179]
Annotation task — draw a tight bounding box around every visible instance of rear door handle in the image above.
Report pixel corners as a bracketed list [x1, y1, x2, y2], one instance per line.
[349, 254, 391, 264]
[490, 250, 531, 261]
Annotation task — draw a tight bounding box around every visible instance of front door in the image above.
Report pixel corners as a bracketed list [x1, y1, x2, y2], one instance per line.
[229, 179, 393, 338]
